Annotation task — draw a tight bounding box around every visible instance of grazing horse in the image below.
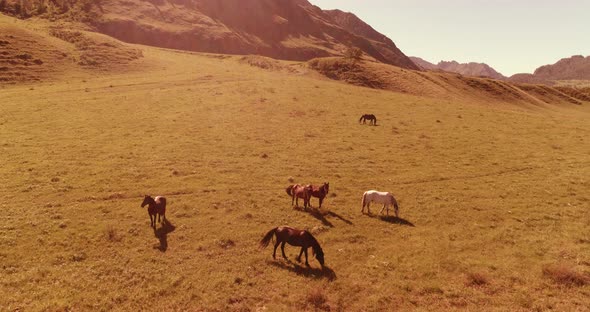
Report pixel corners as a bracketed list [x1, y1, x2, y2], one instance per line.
[141, 195, 167, 227]
[260, 226, 324, 268]
[286, 184, 312, 209]
[359, 114, 377, 125]
[309, 182, 329, 208]
[361, 190, 399, 217]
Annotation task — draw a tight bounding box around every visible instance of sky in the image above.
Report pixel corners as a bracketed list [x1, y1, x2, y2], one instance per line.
[309, 0, 590, 76]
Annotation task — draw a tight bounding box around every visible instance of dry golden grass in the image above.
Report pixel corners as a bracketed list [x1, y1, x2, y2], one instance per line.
[1, 18, 590, 312]
[543, 263, 590, 287]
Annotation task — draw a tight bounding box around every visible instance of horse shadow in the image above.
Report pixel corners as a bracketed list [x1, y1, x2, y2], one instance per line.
[293, 206, 334, 227]
[153, 220, 176, 252]
[268, 260, 337, 282]
[364, 213, 415, 227]
[326, 211, 353, 225]
[378, 215, 415, 227]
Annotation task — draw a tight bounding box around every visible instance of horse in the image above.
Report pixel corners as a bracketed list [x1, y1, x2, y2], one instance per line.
[361, 190, 399, 217]
[359, 114, 377, 125]
[259, 226, 324, 268]
[286, 184, 312, 209]
[141, 195, 167, 227]
[309, 182, 329, 208]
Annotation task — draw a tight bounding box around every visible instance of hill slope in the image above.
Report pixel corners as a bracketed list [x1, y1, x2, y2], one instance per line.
[0, 14, 143, 84]
[308, 57, 587, 107]
[410, 57, 506, 79]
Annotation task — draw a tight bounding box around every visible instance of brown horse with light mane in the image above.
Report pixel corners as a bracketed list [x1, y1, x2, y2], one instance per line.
[141, 195, 167, 227]
[260, 226, 325, 268]
[285, 184, 312, 209]
[309, 182, 329, 208]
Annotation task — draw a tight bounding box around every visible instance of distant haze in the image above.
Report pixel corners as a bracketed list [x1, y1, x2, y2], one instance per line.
[310, 0, 590, 76]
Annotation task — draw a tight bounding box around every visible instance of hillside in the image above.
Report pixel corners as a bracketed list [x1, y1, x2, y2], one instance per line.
[509, 55, 590, 85]
[308, 57, 587, 107]
[323, 9, 417, 70]
[0, 14, 143, 84]
[410, 57, 506, 80]
[0, 0, 418, 70]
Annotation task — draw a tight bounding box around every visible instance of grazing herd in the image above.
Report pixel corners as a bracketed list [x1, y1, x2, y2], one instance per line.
[141, 114, 399, 269]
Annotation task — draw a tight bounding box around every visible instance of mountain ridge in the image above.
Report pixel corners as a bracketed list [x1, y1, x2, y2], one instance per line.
[0, 0, 418, 70]
[508, 55, 590, 84]
[410, 57, 506, 79]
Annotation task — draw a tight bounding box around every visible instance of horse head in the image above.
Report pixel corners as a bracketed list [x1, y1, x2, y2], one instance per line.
[141, 195, 152, 208]
[323, 182, 329, 194]
[315, 247, 325, 267]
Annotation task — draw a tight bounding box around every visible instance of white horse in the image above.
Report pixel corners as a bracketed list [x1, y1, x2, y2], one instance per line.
[361, 190, 399, 217]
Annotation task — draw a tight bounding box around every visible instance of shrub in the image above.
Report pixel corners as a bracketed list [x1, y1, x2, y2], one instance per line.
[543, 263, 589, 287]
[306, 287, 329, 311]
[344, 47, 363, 61]
[465, 271, 490, 287]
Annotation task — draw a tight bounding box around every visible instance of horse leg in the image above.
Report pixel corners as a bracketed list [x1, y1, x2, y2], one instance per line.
[281, 242, 288, 260]
[367, 202, 371, 214]
[273, 240, 280, 259]
[297, 247, 304, 262]
[304, 248, 310, 267]
[319, 197, 323, 208]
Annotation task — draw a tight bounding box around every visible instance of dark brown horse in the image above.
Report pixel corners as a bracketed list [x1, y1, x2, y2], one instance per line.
[285, 184, 312, 209]
[309, 182, 329, 208]
[359, 114, 377, 125]
[260, 226, 324, 267]
[141, 195, 167, 227]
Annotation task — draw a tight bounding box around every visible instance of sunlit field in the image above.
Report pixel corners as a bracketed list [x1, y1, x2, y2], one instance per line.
[2, 40, 590, 311]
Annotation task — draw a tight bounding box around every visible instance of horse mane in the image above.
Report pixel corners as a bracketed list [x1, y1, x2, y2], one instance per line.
[306, 232, 323, 257]
[285, 185, 294, 196]
[391, 195, 399, 210]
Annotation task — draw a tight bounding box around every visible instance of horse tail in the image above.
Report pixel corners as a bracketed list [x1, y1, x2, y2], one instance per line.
[285, 185, 294, 196]
[259, 227, 277, 249]
[361, 192, 367, 208]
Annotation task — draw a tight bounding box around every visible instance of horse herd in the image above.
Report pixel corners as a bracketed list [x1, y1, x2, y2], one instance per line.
[139, 113, 385, 268]
[140, 179, 400, 269]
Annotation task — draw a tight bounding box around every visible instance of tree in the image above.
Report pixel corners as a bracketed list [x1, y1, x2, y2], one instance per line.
[0, 0, 7, 12]
[344, 47, 363, 62]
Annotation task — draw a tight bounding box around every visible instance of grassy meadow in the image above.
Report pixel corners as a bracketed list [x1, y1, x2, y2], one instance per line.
[1, 46, 590, 311]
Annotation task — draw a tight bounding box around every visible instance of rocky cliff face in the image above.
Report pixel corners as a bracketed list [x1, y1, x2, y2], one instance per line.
[83, 0, 419, 69]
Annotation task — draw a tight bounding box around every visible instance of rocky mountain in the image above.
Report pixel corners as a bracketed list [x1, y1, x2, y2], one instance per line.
[0, 0, 418, 70]
[509, 55, 590, 84]
[410, 57, 505, 79]
[322, 9, 417, 69]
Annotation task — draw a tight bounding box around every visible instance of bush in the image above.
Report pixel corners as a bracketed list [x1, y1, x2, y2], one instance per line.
[543, 263, 589, 287]
[465, 271, 490, 287]
[306, 287, 330, 311]
[344, 47, 363, 61]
